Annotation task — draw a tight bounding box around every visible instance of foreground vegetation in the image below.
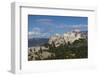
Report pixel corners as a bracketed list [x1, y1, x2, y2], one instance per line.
[28, 38, 88, 61]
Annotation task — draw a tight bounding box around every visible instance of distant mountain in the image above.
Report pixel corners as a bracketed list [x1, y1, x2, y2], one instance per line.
[28, 38, 49, 47]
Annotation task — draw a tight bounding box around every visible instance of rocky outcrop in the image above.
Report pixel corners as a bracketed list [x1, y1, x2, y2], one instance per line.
[48, 34, 66, 47]
[48, 31, 82, 47]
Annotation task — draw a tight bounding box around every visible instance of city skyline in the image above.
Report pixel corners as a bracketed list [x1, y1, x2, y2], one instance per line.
[28, 15, 88, 39]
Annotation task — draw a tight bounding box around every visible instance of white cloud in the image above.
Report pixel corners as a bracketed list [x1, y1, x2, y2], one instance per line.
[28, 27, 50, 39]
[71, 24, 87, 28]
[28, 31, 41, 39]
[56, 24, 87, 29]
[35, 19, 54, 25]
[36, 19, 53, 22]
[28, 27, 41, 39]
[40, 32, 50, 37]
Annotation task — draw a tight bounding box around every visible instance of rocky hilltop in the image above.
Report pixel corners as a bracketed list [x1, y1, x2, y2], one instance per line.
[48, 30, 86, 47]
[28, 29, 88, 61]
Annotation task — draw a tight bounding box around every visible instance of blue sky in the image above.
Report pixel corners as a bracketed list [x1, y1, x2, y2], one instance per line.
[28, 15, 88, 39]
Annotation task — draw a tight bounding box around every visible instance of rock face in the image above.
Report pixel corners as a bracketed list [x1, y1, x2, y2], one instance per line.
[49, 34, 66, 47]
[28, 46, 55, 60]
[64, 31, 81, 43]
[28, 29, 87, 60]
[48, 30, 82, 47]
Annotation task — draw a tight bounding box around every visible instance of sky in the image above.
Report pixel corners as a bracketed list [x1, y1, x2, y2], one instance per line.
[28, 15, 88, 39]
